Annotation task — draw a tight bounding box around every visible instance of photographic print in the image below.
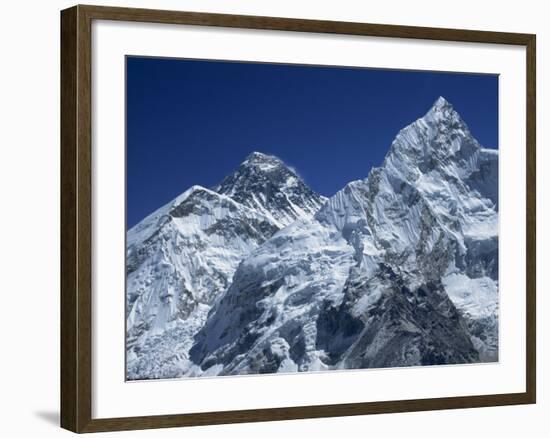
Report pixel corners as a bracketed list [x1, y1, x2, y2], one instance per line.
[125, 57, 499, 381]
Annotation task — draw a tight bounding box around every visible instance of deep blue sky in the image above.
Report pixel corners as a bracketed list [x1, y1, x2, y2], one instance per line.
[127, 56, 498, 228]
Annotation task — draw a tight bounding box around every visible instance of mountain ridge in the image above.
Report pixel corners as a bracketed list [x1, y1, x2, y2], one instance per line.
[189, 96, 499, 376]
[127, 96, 499, 380]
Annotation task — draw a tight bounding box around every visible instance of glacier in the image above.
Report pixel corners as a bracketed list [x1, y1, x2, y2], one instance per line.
[127, 97, 498, 380]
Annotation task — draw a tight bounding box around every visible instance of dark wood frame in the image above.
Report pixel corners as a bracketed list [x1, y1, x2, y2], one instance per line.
[61, 4, 536, 433]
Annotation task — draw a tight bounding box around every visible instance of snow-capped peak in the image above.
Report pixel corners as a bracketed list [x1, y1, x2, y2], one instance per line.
[432, 95, 452, 110]
[379, 96, 480, 182]
[422, 96, 466, 129]
[215, 152, 326, 227]
[243, 151, 286, 170]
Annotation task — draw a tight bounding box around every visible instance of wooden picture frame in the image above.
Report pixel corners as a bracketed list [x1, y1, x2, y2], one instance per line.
[61, 4, 536, 433]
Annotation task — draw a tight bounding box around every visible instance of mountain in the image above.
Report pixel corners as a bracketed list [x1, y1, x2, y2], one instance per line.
[215, 151, 327, 227]
[126, 154, 326, 380]
[189, 97, 499, 375]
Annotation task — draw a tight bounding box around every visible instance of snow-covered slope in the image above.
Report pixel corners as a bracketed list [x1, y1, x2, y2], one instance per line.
[190, 97, 499, 375]
[190, 219, 356, 374]
[126, 155, 326, 379]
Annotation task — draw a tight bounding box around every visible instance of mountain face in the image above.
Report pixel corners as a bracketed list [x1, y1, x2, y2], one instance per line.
[189, 97, 498, 375]
[126, 154, 326, 380]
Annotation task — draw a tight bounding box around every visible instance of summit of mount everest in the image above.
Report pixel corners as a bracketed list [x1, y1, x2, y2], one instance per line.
[127, 97, 498, 380]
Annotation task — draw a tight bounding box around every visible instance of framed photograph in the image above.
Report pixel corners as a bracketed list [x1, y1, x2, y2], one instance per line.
[60, 4, 536, 433]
